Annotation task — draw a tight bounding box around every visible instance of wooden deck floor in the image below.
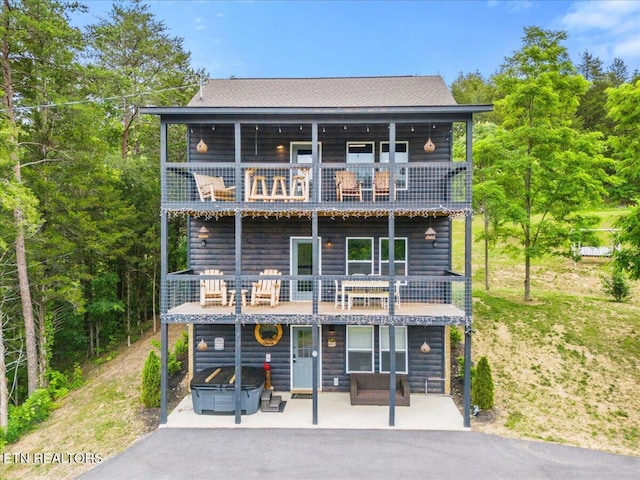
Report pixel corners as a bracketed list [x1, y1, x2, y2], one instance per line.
[167, 301, 464, 318]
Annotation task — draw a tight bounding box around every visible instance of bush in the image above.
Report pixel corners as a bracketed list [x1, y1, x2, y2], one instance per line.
[601, 270, 631, 302]
[3, 389, 54, 444]
[472, 356, 495, 410]
[450, 326, 463, 347]
[141, 350, 161, 408]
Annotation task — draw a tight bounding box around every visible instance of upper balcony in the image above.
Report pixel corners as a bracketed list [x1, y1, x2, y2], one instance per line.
[160, 121, 472, 217]
[163, 161, 469, 216]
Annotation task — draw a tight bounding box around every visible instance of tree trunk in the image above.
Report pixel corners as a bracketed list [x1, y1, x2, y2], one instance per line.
[484, 209, 490, 291]
[2, 21, 38, 394]
[37, 291, 48, 388]
[0, 306, 8, 430]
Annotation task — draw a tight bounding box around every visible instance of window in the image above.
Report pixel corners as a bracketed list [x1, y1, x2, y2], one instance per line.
[346, 142, 375, 189]
[379, 238, 407, 276]
[379, 326, 408, 373]
[346, 326, 374, 372]
[346, 238, 373, 275]
[380, 142, 409, 190]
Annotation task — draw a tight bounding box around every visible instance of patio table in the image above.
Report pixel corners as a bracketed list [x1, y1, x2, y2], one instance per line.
[340, 279, 390, 310]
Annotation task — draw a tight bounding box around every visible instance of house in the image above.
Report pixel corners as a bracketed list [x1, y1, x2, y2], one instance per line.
[141, 76, 492, 427]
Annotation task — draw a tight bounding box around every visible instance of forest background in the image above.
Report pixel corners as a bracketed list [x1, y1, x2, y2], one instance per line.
[1, 0, 640, 447]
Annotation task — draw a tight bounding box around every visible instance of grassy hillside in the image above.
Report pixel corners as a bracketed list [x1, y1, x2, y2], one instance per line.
[3, 209, 638, 479]
[460, 208, 640, 456]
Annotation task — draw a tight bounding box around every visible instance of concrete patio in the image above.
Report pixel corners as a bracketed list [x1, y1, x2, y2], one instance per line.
[165, 391, 467, 431]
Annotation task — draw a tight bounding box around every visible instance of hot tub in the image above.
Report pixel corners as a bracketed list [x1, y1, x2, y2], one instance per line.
[190, 366, 265, 415]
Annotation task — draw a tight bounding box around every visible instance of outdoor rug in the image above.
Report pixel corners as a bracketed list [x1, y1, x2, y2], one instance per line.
[290, 394, 313, 399]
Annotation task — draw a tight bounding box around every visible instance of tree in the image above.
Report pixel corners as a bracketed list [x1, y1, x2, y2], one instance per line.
[606, 80, 640, 201]
[492, 26, 612, 301]
[472, 356, 494, 410]
[470, 123, 509, 290]
[84, 0, 196, 159]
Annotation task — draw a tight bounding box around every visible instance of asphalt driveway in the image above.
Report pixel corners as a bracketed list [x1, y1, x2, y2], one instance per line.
[79, 428, 640, 480]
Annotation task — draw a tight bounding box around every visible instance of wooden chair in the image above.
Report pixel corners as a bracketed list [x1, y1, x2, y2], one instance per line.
[335, 170, 363, 201]
[200, 269, 227, 306]
[193, 173, 236, 201]
[372, 170, 392, 201]
[251, 269, 282, 307]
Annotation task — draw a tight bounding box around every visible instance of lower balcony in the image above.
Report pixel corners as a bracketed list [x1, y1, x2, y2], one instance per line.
[162, 273, 469, 325]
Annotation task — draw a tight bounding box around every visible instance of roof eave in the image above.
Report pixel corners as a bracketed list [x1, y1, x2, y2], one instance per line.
[140, 104, 493, 118]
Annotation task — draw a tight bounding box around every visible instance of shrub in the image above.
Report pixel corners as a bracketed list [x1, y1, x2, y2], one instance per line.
[601, 270, 631, 302]
[450, 326, 463, 347]
[141, 350, 161, 408]
[472, 356, 495, 410]
[3, 389, 54, 444]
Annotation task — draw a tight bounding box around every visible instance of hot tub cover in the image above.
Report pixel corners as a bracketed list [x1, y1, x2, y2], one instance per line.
[190, 366, 265, 391]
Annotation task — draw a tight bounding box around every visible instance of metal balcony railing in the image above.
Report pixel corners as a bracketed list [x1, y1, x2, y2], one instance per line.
[162, 162, 469, 212]
[161, 272, 470, 324]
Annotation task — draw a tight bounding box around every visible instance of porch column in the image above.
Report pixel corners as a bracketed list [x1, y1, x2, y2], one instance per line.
[159, 119, 169, 425]
[463, 119, 474, 428]
[234, 122, 243, 425]
[388, 122, 396, 427]
[311, 122, 319, 425]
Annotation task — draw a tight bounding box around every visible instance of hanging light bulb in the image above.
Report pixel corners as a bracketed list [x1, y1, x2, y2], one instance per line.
[424, 123, 436, 153]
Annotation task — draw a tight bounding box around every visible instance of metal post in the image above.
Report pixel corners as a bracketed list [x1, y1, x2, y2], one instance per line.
[159, 120, 169, 425]
[463, 118, 474, 428]
[311, 123, 319, 425]
[234, 122, 243, 425]
[388, 123, 396, 426]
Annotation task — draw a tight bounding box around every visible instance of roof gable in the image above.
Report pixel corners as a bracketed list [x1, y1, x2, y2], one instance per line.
[188, 76, 457, 108]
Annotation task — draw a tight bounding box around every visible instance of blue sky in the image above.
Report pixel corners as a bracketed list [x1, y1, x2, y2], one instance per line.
[78, 0, 640, 84]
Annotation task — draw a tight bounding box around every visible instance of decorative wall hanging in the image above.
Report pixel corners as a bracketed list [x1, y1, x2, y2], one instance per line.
[254, 324, 283, 347]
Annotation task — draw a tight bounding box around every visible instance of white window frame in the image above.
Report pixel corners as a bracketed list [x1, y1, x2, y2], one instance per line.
[379, 237, 408, 277]
[346, 141, 375, 190]
[346, 325, 374, 373]
[380, 141, 409, 190]
[379, 326, 408, 374]
[346, 237, 374, 275]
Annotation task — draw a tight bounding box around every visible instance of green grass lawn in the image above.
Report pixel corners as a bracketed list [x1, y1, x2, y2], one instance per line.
[456, 207, 640, 456]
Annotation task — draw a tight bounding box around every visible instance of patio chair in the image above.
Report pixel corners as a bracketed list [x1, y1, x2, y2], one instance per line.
[372, 170, 392, 201]
[251, 269, 282, 307]
[200, 269, 227, 306]
[193, 173, 236, 201]
[334, 279, 347, 308]
[335, 170, 362, 201]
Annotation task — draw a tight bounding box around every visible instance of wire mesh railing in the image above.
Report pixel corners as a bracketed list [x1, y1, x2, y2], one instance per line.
[162, 162, 469, 210]
[161, 272, 470, 319]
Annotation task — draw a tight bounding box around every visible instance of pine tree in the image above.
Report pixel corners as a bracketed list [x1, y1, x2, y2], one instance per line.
[140, 350, 161, 408]
[472, 356, 494, 410]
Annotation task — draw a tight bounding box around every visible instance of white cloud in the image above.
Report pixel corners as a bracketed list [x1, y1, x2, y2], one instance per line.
[614, 35, 640, 58]
[559, 1, 640, 65]
[561, 0, 640, 32]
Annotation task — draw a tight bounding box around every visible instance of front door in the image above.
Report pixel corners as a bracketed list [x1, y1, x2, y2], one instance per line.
[291, 326, 319, 391]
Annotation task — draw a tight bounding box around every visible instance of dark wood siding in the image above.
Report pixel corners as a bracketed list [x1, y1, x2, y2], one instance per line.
[190, 216, 451, 276]
[194, 324, 446, 393]
[189, 122, 453, 164]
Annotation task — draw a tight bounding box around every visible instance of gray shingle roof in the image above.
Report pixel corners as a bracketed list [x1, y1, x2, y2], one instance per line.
[188, 76, 457, 108]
